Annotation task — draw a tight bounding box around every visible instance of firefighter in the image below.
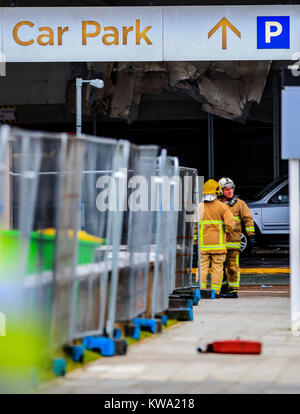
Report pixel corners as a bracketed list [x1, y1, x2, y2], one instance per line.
[218, 177, 255, 298]
[196, 179, 234, 298]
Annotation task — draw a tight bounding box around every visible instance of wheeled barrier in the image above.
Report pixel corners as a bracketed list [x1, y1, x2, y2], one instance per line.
[0, 127, 83, 391]
[175, 167, 200, 305]
[0, 125, 200, 391]
[150, 152, 180, 319]
[69, 136, 130, 345]
[175, 167, 199, 288]
[108, 144, 159, 337]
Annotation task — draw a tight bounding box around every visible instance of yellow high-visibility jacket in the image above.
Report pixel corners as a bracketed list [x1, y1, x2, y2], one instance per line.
[223, 198, 255, 250]
[195, 198, 234, 254]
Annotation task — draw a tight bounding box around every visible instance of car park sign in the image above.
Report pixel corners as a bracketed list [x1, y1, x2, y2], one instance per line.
[257, 16, 290, 49]
[0, 5, 300, 62]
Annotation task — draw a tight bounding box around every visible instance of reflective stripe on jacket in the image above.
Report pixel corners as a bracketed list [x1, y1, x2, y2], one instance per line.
[195, 199, 234, 254]
[224, 198, 255, 250]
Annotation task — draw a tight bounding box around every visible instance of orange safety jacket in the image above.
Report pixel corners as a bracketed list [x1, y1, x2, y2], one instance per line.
[195, 198, 234, 254]
[222, 198, 255, 250]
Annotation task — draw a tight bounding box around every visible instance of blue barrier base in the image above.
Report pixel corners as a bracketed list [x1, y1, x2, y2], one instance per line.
[113, 339, 128, 355]
[113, 328, 122, 339]
[194, 289, 201, 300]
[83, 336, 115, 357]
[131, 325, 141, 340]
[124, 324, 141, 340]
[52, 358, 66, 377]
[83, 336, 128, 356]
[166, 307, 193, 322]
[132, 318, 158, 334]
[169, 296, 193, 309]
[63, 345, 85, 363]
[172, 288, 200, 306]
[174, 287, 202, 302]
[187, 307, 193, 321]
[192, 294, 199, 306]
[155, 315, 168, 326]
[200, 289, 215, 299]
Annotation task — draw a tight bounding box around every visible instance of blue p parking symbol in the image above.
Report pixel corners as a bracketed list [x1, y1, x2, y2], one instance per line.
[257, 16, 290, 49]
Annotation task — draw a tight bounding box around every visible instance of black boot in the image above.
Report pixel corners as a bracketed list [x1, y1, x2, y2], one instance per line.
[221, 290, 238, 298]
[220, 283, 228, 295]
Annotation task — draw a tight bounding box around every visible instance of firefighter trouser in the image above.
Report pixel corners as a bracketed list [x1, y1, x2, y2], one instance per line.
[200, 253, 226, 294]
[224, 249, 240, 292]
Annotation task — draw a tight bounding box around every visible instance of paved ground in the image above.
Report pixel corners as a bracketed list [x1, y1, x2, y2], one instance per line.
[239, 284, 290, 297]
[240, 247, 289, 269]
[41, 295, 300, 394]
[238, 247, 290, 296]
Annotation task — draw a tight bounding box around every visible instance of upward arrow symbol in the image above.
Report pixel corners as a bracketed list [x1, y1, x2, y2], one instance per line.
[208, 17, 241, 50]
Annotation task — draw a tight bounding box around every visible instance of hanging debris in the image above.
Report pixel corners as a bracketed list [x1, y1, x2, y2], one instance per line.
[66, 61, 271, 123]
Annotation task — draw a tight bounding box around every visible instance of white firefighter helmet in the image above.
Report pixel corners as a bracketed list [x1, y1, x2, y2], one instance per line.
[218, 177, 235, 196]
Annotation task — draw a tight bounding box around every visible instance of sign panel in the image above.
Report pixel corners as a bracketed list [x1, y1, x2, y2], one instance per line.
[282, 87, 300, 159]
[257, 16, 290, 49]
[0, 8, 3, 68]
[163, 5, 300, 61]
[3, 7, 163, 62]
[1, 6, 300, 62]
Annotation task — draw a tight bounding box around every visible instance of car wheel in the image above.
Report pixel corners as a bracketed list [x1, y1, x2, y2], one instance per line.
[240, 231, 252, 256]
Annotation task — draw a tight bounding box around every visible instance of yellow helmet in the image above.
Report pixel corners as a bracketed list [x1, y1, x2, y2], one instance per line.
[204, 179, 221, 196]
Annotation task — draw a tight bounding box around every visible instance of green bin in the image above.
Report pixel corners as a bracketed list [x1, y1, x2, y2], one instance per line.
[0, 230, 105, 276]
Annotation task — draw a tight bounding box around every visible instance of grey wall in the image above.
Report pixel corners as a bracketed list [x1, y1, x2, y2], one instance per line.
[0, 63, 71, 105]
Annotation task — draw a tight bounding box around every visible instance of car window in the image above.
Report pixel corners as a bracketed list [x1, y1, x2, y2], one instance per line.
[269, 184, 289, 204]
[252, 177, 287, 201]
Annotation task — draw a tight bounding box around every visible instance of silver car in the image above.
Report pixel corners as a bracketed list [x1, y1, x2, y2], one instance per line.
[241, 176, 289, 254]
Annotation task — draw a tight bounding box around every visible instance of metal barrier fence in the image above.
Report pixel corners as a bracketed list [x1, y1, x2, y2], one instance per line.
[108, 145, 158, 335]
[69, 136, 130, 341]
[51, 135, 83, 352]
[0, 125, 201, 390]
[0, 126, 131, 386]
[0, 126, 81, 391]
[175, 167, 199, 290]
[151, 152, 180, 317]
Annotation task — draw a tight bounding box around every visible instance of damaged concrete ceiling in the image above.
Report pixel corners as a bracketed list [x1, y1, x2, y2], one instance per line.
[66, 60, 271, 123]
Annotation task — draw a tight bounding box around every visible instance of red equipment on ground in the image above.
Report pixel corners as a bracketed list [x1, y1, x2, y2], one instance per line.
[197, 339, 262, 354]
